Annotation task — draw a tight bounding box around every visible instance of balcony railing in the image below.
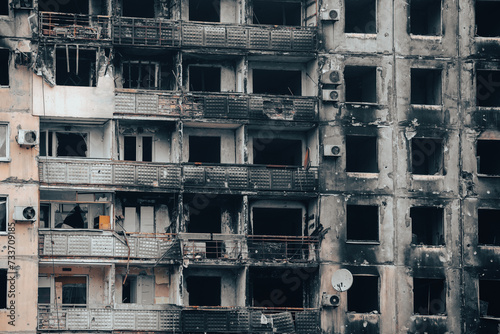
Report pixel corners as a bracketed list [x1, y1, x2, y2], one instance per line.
[247, 235, 319, 262]
[115, 90, 318, 122]
[113, 19, 317, 52]
[39, 159, 318, 192]
[39, 12, 111, 40]
[38, 305, 319, 333]
[180, 233, 244, 260]
[39, 231, 180, 260]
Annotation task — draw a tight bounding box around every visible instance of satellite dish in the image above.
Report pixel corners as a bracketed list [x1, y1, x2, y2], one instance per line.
[331, 269, 353, 292]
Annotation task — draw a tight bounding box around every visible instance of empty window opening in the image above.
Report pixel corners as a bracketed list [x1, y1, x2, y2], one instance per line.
[253, 138, 302, 166]
[346, 135, 378, 173]
[347, 205, 379, 241]
[187, 276, 221, 306]
[345, 0, 376, 34]
[39, 0, 89, 14]
[0, 0, 8, 15]
[480, 280, 500, 318]
[122, 276, 137, 303]
[0, 49, 8, 86]
[40, 204, 50, 229]
[55, 276, 87, 305]
[411, 69, 442, 105]
[38, 277, 51, 304]
[189, 136, 221, 163]
[124, 136, 153, 162]
[189, 205, 221, 233]
[476, 1, 500, 37]
[56, 133, 88, 157]
[413, 278, 446, 315]
[253, 69, 302, 96]
[477, 70, 500, 107]
[56, 49, 95, 87]
[0, 197, 5, 232]
[0, 269, 6, 309]
[478, 209, 500, 246]
[189, 66, 221, 92]
[252, 207, 302, 236]
[411, 207, 445, 246]
[122, 276, 154, 304]
[477, 140, 500, 175]
[410, 0, 442, 36]
[348, 275, 379, 313]
[411, 138, 443, 175]
[189, 0, 220, 22]
[123, 0, 155, 18]
[251, 269, 306, 308]
[123, 61, 159, 89]
[253, 1, 302, 26]
[344, 66, 377, 103]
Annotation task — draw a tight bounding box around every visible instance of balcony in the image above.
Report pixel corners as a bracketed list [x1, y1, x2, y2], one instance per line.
[180, 233, 244, 261]
[39, 159, 318, 192]
[115, 90, 318, 122]
[39, 12, 111, 41]
[38, 305, 319, 333]
[247, 235, 319, 262]
[39, 231, 180, 261]
[113, 19, 317, 52]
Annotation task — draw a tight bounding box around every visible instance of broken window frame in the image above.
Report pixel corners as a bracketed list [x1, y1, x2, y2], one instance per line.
[347, 275, 380, 313]
[344, 0, 377, 34]
[252, 0, 306, 26]
[413, 277, 446, 315]
[55, 47, 97, 87]
[410, 206, 445, 246]
[409, 0, 443, 37]
[39, 200, 113, 230]
[0, 49, 9, 87]
[40, 131, 89, 158]
[0, 269, 7, 309]
[410, 68, 443, 106]
[0, 123, 9, 161]
[55, 275, 88, 306]
[122, 135, 154, 162]
[122, 61, 160, 90]
[0, 196, 7, 233]
[188, 65, 222, 92]
[411, 137, 444, 175]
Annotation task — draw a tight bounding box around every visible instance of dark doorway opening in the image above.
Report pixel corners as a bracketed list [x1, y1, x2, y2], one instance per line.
[187, 276, 221, 306]
[253, 1, 302, 26]
[189, 136, 221, 163]
[253, 138, 302, 166]
[253, 69, 302, 96]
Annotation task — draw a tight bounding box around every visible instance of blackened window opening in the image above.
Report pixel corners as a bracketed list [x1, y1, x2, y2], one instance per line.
[345, 0, 376, 34]
[411, 69, 442, 105]
[189, 136, 221, 163]
[0, 197, 5, 232]
[477, 70, 500, 107]
[187, 276, 221, 306]
[189, 0, 220, 22]
[253, 69, 301, 96]
[253, 1, 302, 26]
[480, 280, 500, 317]
[476, 1, 500, 37]
[189, 66, 221, 92]
[56, 49, 95, 87]
[188, 206, 221, 233]
[38, 287, 51, 304]
[477, 140, 500, 175]
[478, 209, 500, 246]
[411, 207, 445, 245]
[124, 136, 137, 161]
[142, 136, 153, 162]
[346, 135, 378, 173]
[0, 269, 6, 308]
[251, 269, 304, 308]
[348, 275, 379, 313]
[0, 49, 9, 86]
[39, 0, 88, 13]
[123, 62, 159, 89]
[252, 207, 302, 236]
[411, 138, 443, 175]
[410, 0, 442, 36]
[413, 278, 446, 315]
[253, 138, 302, 166]
[344, 66, 377, 103]
[347, 205, 379, 241]
[123, 0, 155, 17]
[56, 133, 88, 157]
[0, 0, 8, 15]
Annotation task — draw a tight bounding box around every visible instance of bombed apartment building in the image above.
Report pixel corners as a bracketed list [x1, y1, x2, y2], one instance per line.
[0, 0, 499, 333]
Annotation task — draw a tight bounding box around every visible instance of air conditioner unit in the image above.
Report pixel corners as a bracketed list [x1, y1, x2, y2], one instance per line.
[17, 129, 38, 146]
[322, 89, 340, 102]
[322, 294, 340, 307]
[321, 70, 342, 85]
[321, 9, 340, 21]
[324, 145, 341, 157]
[14, 206, 37, 221]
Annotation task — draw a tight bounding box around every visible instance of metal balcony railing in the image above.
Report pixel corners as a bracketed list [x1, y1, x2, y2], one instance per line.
[247, 235, 319, 261]
[115, 90, 318, 122]
[39, 231, 179, 260]
[38, 305, 319, 333]
[180, 233, 244, 260]
[113, 18, 317, 52]
[39, 12, 111, 40]
[39, 159, 318, 192]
